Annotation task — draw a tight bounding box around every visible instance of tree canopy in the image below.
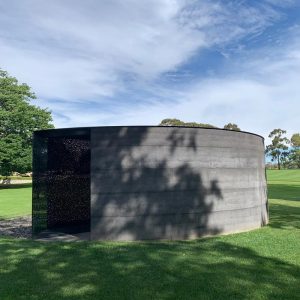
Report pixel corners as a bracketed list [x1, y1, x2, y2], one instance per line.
[265, 129, 289, 170]
[289, 133, 300, 168]
[223, 123, 241, 131]
[0, 69, 54, 176]
[159, 118, 217, 128]
[291, 133, 300, 148]
[159, 119, 242, 131]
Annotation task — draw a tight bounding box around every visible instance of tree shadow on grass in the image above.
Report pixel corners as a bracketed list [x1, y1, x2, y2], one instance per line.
[0, 183, 32, 189]
[0, 237, 299, 300]
[267, 181, 300, 230]
[268, 183, 300, 202]
[268, 202, 300, 230]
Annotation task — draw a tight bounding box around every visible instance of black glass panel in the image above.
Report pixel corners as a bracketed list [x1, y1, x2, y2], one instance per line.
[32, 134, 48, 235]
[32, 130, 90, 235]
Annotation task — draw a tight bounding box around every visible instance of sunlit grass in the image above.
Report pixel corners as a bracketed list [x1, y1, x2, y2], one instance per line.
[0, 184, 32, 219]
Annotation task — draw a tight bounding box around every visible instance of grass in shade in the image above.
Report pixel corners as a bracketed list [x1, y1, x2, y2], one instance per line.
[0, 171, 299, 299]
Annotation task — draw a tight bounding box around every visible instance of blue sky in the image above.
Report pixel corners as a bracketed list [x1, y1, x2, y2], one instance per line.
[0, 0, 299, 140]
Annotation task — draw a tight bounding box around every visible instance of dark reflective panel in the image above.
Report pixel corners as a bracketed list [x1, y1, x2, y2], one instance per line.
[32, 131, 90, 235]
[32, 134, 48, 235]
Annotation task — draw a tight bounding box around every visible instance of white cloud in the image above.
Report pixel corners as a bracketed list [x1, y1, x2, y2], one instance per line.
[0, 0, 299, 139]
[0, 0, 283, 100]
[0, 0, 203, 100]
[43, 36, 300, 141]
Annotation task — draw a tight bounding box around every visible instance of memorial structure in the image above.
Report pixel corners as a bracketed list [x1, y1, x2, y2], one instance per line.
[32, 126, 268, 240]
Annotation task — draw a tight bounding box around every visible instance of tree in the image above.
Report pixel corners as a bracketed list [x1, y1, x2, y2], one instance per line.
[291, 133, 300, 148]
[223, 123, 241, 131]
[289, 133, 300, 168]
[0, 69, 54, 176]
[159, 118, 217, 128]
[159, 118, 185, 126]
[265, 129, 289, 170]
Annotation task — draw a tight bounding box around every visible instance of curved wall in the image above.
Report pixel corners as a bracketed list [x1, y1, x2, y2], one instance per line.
[90, 126, 268, 240]
[33, 126, 268, 240]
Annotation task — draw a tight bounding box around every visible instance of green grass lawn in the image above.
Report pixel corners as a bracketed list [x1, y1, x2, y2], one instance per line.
[0, 171, 299, 299]
[266, 169, 300, 182]
[0, 184, 32, 219]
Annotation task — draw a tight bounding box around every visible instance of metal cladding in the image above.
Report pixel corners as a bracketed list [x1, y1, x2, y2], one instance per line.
[32, 126, 268, 240]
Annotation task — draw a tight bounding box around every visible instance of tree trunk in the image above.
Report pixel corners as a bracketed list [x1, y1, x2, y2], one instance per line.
[277, 156, 281, 170]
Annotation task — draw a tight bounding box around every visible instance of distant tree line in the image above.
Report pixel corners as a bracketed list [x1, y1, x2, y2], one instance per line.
[159, 119, 241, 131]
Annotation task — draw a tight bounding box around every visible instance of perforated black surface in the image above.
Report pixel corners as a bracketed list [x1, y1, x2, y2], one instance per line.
[32, 129, 90, 235]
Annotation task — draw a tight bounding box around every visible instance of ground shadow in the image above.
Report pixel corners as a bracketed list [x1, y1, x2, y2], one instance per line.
[0, 183, 32, 189]
[0, 236, 299, 299]
[268, 183, 300, 201]
[268, 202, 300, 230]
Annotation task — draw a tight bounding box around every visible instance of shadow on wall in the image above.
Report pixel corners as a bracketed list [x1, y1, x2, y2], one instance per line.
[91, 127, 224, 240]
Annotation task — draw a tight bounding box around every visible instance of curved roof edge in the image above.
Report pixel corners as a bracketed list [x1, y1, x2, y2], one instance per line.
[34, 125, 264, 140]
